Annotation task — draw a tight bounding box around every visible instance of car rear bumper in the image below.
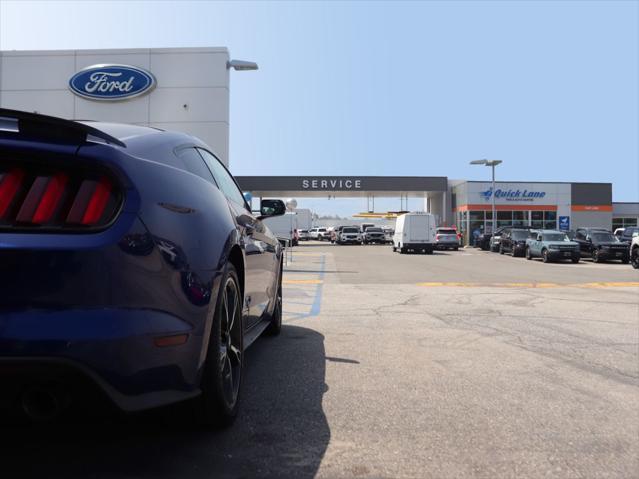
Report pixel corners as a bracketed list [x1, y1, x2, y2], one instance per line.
[0, 307, 204, 412]
[401, 243, 434, 250]
[435, 241, 459, 248]
[0, 215, 223, 412]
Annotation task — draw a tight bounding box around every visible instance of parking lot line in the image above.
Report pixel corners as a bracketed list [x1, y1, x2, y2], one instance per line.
[416, 281, 639, 288]
[283, 279, 324, 284]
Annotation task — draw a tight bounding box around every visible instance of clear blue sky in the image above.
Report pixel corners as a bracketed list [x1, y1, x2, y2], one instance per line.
[1, 1, 637, 215]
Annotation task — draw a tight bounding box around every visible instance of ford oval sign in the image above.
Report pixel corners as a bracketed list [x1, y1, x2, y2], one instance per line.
[69, 64, 156, 101]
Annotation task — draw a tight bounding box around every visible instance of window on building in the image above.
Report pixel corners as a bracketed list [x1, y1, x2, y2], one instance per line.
[512, 211, 526, 227]
[497, 211, 512, 228]
[544, 211, 557, 229]
[613, 217, 638, 230]
[531, 211, 544, 229]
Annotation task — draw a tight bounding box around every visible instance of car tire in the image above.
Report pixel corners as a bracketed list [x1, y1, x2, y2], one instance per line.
[191, 263, 243, 428]
[542, 249, 549, 263]
[571, 257, 580, 263]
[526, 247, 532, 260]
[592, 249, 601, 263]
[265, 263, 283, 336]
[620, 256, 629, 264]
[631, 249, 639, 269]
[499, 245, 504, 255]
[454, 246, 459, 251]
[392, 245, 396, 252]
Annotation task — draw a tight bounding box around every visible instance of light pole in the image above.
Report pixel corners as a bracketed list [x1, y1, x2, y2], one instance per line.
[470, 159, 502, 240]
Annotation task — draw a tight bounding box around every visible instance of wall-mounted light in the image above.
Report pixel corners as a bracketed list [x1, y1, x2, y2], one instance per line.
[227, 59, 259, 71]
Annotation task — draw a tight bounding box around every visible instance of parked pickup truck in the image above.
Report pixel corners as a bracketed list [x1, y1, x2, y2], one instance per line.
[525, 230, 580, 263]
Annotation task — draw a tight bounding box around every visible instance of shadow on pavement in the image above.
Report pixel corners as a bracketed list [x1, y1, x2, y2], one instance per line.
[0, 325, 329, 479]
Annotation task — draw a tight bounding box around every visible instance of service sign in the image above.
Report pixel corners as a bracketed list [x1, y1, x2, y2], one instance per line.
[69, 64, 156, 101]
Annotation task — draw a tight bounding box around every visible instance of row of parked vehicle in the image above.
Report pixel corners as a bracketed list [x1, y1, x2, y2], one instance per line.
[480, 225, 639, 267]
[301, 224, 394, 245]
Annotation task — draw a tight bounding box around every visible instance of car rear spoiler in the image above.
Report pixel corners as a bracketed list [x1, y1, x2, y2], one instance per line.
[0, 108, 126, 148]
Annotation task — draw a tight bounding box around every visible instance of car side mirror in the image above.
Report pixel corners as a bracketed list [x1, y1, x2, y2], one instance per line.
[537, 235, 542, 241]
[258, 199, 286, 220]
[586, 237, 592, 243]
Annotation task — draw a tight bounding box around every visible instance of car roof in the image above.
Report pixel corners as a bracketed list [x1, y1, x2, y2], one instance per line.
[78, 121, 213, 158]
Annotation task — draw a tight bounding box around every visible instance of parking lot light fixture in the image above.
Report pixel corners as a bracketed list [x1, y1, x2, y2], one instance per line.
[470, 159, 503, 239]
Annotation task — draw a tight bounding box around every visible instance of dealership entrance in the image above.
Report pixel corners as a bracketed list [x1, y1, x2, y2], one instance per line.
[235, 176, 451, 223]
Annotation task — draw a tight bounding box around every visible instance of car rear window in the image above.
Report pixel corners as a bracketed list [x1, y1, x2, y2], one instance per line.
[437, 229, 457, 234]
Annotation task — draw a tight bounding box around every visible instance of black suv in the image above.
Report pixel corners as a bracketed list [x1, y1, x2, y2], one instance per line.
[499, 228, 531, 257]
[573, 228, 629, 263]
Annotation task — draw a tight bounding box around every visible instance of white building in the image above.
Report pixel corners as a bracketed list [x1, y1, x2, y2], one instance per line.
[0, 47, 236, 165]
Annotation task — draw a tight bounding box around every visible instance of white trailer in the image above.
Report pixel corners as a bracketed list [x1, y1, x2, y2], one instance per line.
[392, 212, 437, 254]
[263, 212, 297, 245]
[294, 208, 312, 230]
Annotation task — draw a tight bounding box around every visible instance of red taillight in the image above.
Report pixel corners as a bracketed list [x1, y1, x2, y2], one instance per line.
[81, 177, 112, 225]
[32, 173, 68, 224]
[0, 168, 25, 218]
[436, 234, 440, 240]
[0, 164, 120, 230]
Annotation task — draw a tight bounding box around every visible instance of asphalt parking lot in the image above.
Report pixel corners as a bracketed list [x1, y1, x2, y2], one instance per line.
[2, 242, 638, 479]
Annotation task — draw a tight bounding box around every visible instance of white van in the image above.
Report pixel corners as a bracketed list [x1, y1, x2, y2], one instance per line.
[392, 212, 437, 254]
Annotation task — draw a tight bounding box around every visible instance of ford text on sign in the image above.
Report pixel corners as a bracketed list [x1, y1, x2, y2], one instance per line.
[69, 64, 157, 101]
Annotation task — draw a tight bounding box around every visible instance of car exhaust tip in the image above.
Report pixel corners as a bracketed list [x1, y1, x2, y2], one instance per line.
[21, 386, 64, 422]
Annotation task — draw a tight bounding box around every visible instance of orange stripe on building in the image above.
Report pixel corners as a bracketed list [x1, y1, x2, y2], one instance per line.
[571, 205, 613, 212]
[453, 204, 558, 212]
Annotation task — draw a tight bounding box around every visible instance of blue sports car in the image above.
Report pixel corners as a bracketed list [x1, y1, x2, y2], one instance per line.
[0, 109, 285, 426]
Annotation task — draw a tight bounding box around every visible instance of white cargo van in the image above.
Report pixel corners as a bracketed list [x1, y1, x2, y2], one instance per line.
[392, 212, 436, 254]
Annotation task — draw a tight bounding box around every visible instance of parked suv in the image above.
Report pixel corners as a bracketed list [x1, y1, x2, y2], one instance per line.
[435, 227, 460, 250]
[525, 230, 580, 263]
[337, 226, 362, 245]
[499, 228, 530, 257]
[490, 227, 508, 252]
[363, 227, 385, 244]
[573, 228, 629, 263]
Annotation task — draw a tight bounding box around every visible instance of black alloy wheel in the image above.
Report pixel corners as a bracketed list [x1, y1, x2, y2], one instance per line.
[592, 249, 601, 263]
[542, 249, 549, 263]
[193, 264, 243, 427]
